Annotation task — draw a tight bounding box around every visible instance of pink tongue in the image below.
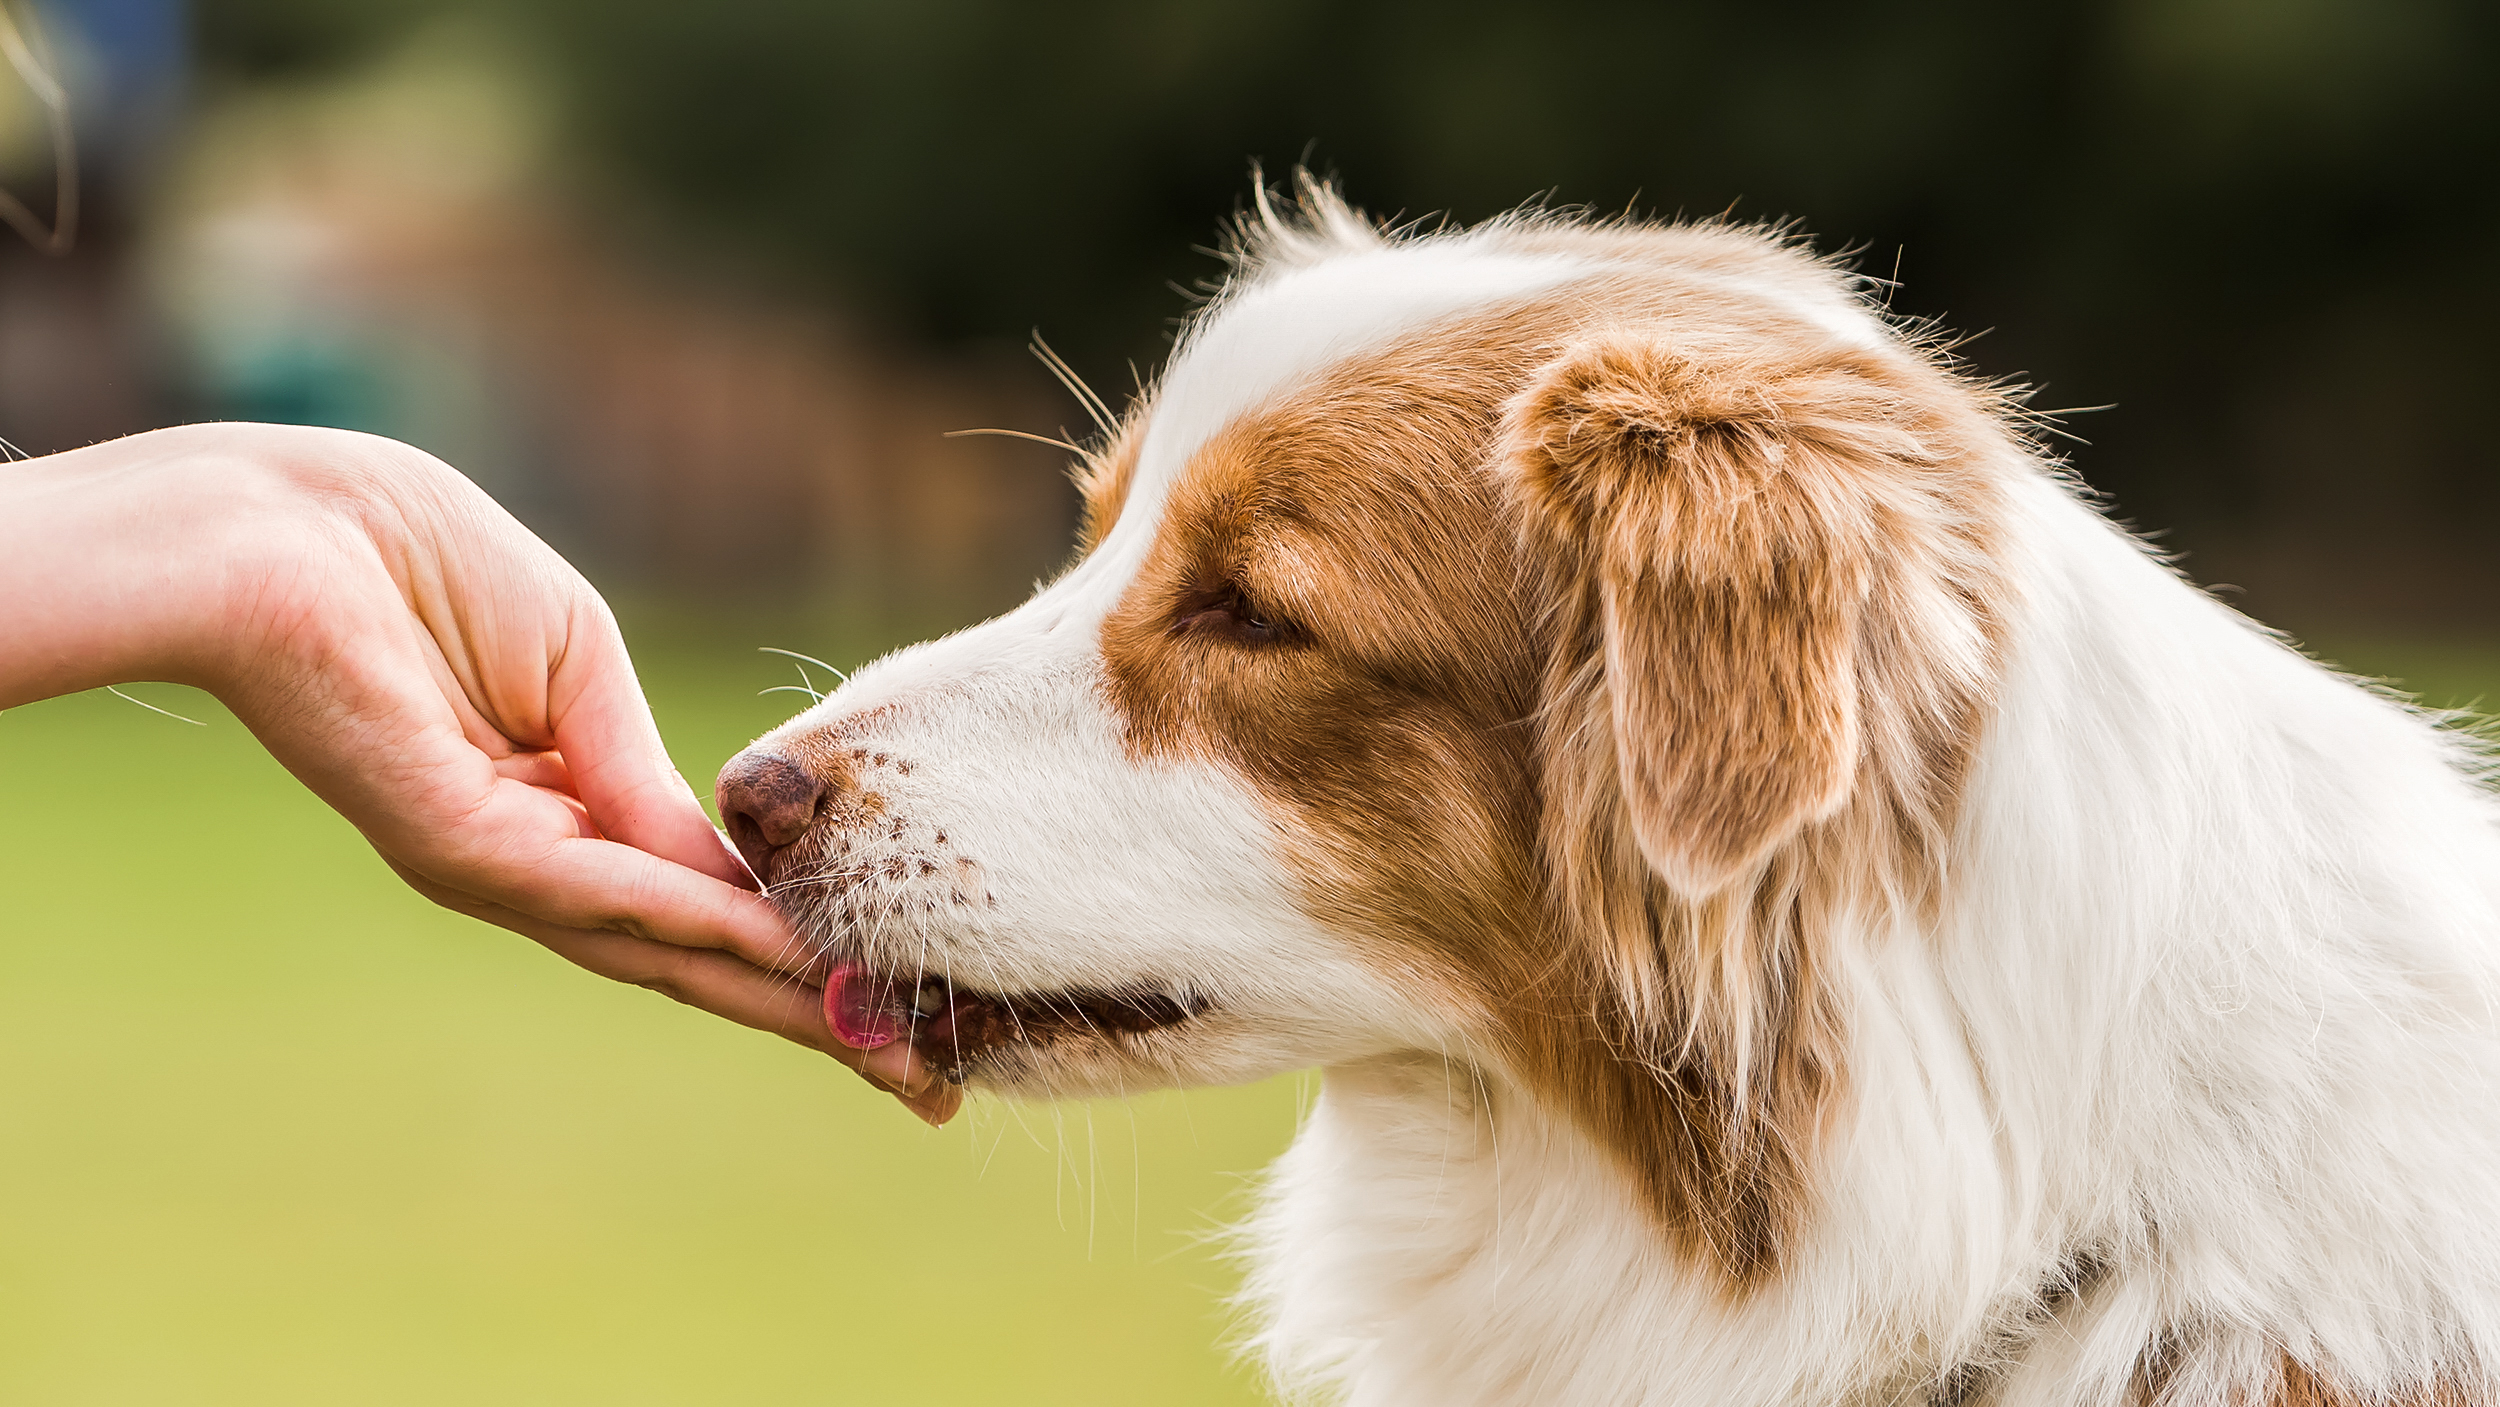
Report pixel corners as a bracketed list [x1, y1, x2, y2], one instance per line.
[823, 964, 907, 1050]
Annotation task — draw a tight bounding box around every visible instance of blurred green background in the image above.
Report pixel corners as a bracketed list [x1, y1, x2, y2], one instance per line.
[1, 0, 2495, 1401]
[0, 614, 1301, 1405]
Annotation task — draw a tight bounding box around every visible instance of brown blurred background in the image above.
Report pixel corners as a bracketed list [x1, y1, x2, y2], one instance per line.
[3, 0, 2494, 641]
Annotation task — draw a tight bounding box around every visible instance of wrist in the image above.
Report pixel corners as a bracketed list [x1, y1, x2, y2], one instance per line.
[0, 423, 419, 711]
[0, 427, 252, 706]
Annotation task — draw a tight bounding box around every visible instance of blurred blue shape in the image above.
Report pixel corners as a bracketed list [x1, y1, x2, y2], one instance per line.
[38, 0, 185, 175]
[45, 0, 183, 90]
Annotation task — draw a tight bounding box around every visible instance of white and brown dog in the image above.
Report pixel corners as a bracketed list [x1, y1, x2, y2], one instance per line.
[717, 182, 2500, 1407]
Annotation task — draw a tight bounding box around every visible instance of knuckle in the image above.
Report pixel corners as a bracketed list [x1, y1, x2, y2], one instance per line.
[418, 885, 490, 919]
[626, 947, 699, 1005]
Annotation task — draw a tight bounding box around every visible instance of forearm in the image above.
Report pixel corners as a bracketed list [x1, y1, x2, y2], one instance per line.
[0, 427, 255, 709]
[0, 423, 473, 713]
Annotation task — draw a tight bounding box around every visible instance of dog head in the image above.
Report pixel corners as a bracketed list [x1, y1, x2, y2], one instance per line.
[720, 183, 2015, 1278]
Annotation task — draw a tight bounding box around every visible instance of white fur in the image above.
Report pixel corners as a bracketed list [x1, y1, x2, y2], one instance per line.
[747, 220, 2500, 1405]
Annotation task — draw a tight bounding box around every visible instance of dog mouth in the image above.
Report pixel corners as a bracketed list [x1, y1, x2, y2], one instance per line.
[820, 963, 1208, 1083]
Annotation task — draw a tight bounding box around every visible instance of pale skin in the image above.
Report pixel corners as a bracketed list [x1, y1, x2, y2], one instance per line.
[0, 422, 961, 1124]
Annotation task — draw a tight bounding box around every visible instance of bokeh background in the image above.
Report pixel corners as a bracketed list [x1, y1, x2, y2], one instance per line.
[1, 0, 2494, 1402]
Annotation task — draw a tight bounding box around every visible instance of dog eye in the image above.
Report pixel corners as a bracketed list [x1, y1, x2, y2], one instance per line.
[1174, 587, 1289, 644]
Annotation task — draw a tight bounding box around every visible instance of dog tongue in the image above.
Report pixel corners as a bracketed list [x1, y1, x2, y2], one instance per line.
[823, 964, 907, 1049]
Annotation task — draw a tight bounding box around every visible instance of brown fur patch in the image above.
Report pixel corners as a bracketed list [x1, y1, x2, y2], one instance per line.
[1499, 314, 2014, 1278]
[1072, 413, 1144, 554]
[1099, 307, 1558, 1023]
[1096, 225, 2017, 1288]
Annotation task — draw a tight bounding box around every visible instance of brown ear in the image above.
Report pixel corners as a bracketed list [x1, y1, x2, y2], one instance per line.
[1503, 335, 1928, 897]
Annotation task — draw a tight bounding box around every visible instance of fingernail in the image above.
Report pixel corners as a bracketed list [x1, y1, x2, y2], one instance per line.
[914, 1086, 963, 1127]
[862, 1042, 927, 1094]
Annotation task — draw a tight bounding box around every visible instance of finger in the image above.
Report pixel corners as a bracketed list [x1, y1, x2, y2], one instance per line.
[542, 604, 753, 889]
[388, 861, 958, 1123]
[529, 834, 816, 975]
[400, 778, 815, 975]
[493, 748, 580, 797]
[535, 931, 843, 1063]
[531, 928, 961, 1124]
[529, 928, 963, 1128]
[387, 856, 843, 1057]
[528, 783, 602, 841]
[894, 1079, 963, 1128]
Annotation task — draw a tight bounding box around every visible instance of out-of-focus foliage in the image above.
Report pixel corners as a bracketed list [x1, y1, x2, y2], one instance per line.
[191, 0, 434, 78]
[190, 0, 2500, 618]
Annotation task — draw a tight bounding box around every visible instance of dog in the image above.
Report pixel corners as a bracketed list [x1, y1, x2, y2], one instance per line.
[716, 180, 2500, 1407]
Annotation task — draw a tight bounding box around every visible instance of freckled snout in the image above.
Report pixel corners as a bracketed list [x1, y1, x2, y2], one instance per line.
[715, 749, 825, 882]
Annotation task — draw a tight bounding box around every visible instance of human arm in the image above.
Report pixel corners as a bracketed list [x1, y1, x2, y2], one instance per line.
[0, 423, 958, 1124]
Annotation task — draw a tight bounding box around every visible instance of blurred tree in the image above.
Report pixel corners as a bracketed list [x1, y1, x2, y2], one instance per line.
[190, 0, 431, 77]
[191, 0, 2500, 626]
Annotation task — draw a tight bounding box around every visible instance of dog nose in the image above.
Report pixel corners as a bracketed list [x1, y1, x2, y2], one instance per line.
[716, 749, 825, 880]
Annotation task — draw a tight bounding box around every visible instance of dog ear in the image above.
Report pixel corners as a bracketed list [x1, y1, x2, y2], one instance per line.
[1502, 334, 1932, 898]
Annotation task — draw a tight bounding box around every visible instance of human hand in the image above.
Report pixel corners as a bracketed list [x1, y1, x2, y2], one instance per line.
[0, 424, 960, 1125]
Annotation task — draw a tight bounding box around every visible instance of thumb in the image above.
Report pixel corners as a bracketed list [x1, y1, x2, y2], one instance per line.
[546, 601, 755, 890]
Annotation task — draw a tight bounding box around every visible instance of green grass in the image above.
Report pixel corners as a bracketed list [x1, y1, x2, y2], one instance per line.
[2, 614, 2492, 1405]
[2305, 636, 2500, 718]
[0, 612, 1300, 1406]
